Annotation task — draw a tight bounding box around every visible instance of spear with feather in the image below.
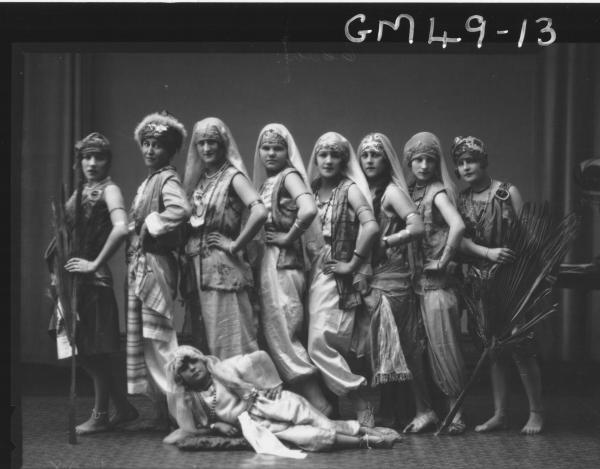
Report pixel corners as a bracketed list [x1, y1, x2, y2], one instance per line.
[436, 202, 579, 435]
[50, 165, 85, 444]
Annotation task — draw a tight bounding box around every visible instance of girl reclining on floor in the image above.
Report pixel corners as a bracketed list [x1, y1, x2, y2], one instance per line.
[163, 346, 400, 452]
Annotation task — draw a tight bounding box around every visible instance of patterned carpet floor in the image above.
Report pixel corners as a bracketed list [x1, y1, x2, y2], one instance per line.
[14, 379, 600, 469]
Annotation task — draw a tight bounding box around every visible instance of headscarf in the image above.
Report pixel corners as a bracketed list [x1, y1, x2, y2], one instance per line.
[166, 345, 256, 397]
[75, 132, 112, 163]
[134, 110, 187, 157]
[357, 132, 410, 196]
[403, 131, 457, 205]
[451, 135, 488, 166]
[183, 117, 249, 197]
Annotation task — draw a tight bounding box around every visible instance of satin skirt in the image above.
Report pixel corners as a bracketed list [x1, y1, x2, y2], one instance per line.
[258, 245, 317, 382]
[251, 390, 360, 452]
[419, 287, 466, 398]
[307, 246, 367, 396]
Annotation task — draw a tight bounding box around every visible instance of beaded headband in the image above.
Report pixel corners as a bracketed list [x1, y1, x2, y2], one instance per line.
[260, 128, 287, 148]
[358, 134, 385, 156]
[75, 132, 112, 159]
[197, 125, 224, 143]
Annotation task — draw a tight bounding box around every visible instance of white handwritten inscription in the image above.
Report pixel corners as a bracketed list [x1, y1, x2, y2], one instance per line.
[345, 14, 556, 48]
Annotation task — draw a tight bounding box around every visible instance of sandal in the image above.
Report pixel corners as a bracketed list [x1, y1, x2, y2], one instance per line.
[446, 419, 467, 436]
[357, 403, 375, 428]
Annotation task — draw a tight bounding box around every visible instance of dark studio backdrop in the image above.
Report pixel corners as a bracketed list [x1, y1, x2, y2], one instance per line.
[12, 5, 600, 379]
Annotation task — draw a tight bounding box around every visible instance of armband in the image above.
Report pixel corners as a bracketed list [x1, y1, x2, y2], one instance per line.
[293, 219, 309, 232]
[353, 250, 366, 260]
[248, 199, 264, 210]
[294, 191, 313, 202]
[355, 205, 372, 217]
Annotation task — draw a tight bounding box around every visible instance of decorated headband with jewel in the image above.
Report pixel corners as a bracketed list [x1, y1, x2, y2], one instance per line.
[198, 124, 225, 144]
[261, 128, 287, 148]
[358, 133, 385, 155]
[451, 136, 487, 164]
[134, 111, 187, 154]
[315, 135, 349, 160]
[75, 132, 111, 159]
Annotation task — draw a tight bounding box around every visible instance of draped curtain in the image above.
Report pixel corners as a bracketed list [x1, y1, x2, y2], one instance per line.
[19, 53, 91, 363]
[535, 44, 600, 362]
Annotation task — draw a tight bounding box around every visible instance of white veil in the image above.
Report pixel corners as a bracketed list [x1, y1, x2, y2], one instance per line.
[252, 123, 309, 189]
[306, 132, 373, 210]
[183, 117, 249, 197]
[356, 132, 411, 197]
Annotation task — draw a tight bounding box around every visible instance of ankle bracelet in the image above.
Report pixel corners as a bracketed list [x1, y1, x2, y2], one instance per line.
[92, 409, 108, 419]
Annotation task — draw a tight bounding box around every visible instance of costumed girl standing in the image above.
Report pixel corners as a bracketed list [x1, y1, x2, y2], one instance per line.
[251, 123, 330, 413]
[305, 132, 380, 426]
[182, 117, 267, 359]
[357, 132, 425, 427]
[452, 135, 543, 435]
[126, 112, 191, 426]
[403, 131, 468, 435]
[48, 132, 137, 434]
[163, 346, 399, 451]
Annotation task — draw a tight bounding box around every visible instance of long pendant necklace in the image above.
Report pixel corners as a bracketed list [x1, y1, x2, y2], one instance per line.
[411, 183, 429, 212]
[471, 179, 494, 239]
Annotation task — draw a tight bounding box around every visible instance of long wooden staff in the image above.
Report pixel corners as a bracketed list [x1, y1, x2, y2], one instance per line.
[68, 164, 84, 444]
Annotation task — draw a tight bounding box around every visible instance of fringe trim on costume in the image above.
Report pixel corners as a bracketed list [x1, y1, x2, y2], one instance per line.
[370, 294, 412, 387]
[372, 371, 413, 386]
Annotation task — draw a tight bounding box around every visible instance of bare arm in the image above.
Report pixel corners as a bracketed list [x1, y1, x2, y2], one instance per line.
[207, 173, 267, 254]
[64, 184, 128, 273]
[265, 172, 317, 247]
[428, 191, 465, 270]
[458, 184, 520, 264]
[381, 184, 424, 247]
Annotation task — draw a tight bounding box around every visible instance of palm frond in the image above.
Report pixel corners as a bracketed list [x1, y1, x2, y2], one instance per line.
[437, 203, 579, 435]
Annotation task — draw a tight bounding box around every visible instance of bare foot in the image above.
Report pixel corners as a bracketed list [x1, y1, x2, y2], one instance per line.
[403, 410, 439, 434]
[520, 411, 543, 435]
[475, 413, 508, 433]
[109, 403, 139, 427]
[76, 410, 111, 435]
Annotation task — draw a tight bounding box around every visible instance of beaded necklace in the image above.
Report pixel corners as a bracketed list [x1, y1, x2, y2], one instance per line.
[468, 179, 495, 240]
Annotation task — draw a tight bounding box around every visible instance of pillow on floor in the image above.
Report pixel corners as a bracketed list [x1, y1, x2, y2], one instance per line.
[176, 435, 252, 451]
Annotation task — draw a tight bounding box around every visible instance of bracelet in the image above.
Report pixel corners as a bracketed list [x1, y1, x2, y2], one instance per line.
[293, 219, 309, 232]
[353, 250, 366, 260]
[228, 242, 236, 255]
[484, 247, 489, 260]
[209, 423, 216, 431]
